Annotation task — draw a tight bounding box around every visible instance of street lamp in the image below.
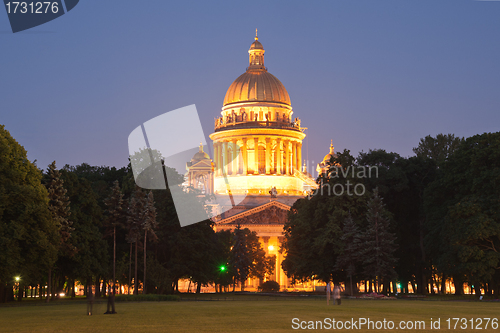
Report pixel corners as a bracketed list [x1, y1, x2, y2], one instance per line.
[14, 276, 20, 300]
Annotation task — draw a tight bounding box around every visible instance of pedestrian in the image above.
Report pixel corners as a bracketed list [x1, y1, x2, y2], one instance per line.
[333, 284, 341, 305]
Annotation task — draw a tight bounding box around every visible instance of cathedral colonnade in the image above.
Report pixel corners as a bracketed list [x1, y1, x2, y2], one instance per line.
[213, 137, 302, 177]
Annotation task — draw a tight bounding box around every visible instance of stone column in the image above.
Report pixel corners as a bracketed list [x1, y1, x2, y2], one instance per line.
[265, 138, 271, 175]
[218, 142, 223, 176]
[276, 138, 281, 175]
[222, 141, 228, 175]
[209, 169, 214, 194]
[292, 141, 297, 173]
[242, 138, 248, 175]
[212, 142, 217, 176]
[262, 236, 269, 251]
[232, 139, 238, 175]
[297, 142, 302, 174]
[253, 137, 259, 174]
[284, 140, 289, 175]
[214, 142, 220, 176]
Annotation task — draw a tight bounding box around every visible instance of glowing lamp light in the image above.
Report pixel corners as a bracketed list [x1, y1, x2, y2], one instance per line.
[15, 276, 20, 282]
[268, 245, 274, 251]
[219, 265, 226, 272]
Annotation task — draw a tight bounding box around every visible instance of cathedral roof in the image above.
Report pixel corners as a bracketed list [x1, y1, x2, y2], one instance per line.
[249, 39, 263, 50]
[223, 34, 291, 107]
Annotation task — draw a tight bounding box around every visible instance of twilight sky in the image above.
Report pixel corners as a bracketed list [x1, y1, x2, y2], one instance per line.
[2, 0, 500, 178]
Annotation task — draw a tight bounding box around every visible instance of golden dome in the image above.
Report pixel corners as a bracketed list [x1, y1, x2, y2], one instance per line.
[223, 71, 291, 106]
[191, 143, 210, 161]
[223, 35, 291, 107]
[249, 39, 263, 50]
[323, 141, 336, 163]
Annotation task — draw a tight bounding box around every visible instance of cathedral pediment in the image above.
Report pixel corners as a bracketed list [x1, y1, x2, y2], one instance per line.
[186, 159, 213, 169]
[217, 200, 290, 226]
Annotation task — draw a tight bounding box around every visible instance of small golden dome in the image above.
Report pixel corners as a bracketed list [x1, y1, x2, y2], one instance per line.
[250, 28, 264, 50]
[191, 143, 210, 161]
[223, 34, 291, 107]
[249, 39, 263, 50]
[323, 141, 336, 163]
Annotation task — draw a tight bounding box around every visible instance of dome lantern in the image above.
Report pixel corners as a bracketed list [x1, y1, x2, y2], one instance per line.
[248, 29, 265, 70]
[222, 33, 291, 107]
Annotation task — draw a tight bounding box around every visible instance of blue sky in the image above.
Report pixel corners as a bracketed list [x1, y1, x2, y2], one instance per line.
[2, 0, 499, 176]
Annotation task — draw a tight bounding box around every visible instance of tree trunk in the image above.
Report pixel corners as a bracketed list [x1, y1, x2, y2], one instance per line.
[102, 279, 107, 297]
[474, 284, 482, 298]
[196, 283, 201, 294]
[419, 218, 427, 295]
[18, 283, 23, 302]
[46, 268, 51, 303]
[0, 284, 5, 303]
[134, 241, 138, 295]
[51, 274, 56, 301]
[143, 231, 147, 294]
[111, 225, 116, 313]
[96, 277, 102, 298]
[453, 276, 464, 295]
[410, 280, 417, 294]
[128, 242, 132, 295]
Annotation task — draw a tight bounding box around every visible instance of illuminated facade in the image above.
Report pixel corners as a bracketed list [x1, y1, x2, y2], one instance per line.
[209, 33, 315, 196]
[187, 33, 318, 289]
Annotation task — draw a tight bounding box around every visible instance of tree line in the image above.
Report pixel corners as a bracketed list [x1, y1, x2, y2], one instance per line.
[282, 132, 500, 297]
[0, 125, 273, 302]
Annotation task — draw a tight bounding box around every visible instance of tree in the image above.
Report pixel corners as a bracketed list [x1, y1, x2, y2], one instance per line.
[44, 162, 74, 302]
[103, 180, 126, 313]
[59, 169, 109, 300]
[335, 214, 361, 296]
[244, 229, 275, 281]
[425, 132, 500, 296]
[282, 149, 367, 285]
[358, 149, 437, 294]
[127, 187, 146, 295]
[230, 225, 251, 291]
[213, 230, 234, 292]
[142, 191, 157, 294]
[359, 188, 397, 293]
[413, 133, 463, 165]
[0, 125, 59, 303]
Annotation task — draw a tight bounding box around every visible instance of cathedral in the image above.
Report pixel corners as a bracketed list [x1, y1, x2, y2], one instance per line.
[185, 33, 335, 290]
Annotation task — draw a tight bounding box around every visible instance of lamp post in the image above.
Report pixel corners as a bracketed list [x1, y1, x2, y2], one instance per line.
[14, 276, 20, 300]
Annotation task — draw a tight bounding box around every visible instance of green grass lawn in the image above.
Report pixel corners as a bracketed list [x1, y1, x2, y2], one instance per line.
[1, 297, 500, 332]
